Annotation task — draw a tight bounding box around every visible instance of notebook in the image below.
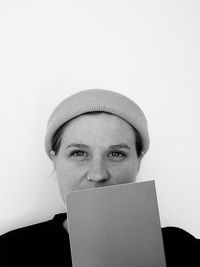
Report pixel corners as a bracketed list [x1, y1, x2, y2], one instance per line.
[66, 180, 166, 267]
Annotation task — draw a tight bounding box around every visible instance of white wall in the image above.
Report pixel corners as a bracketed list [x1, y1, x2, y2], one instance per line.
[0, 0, 200, 237]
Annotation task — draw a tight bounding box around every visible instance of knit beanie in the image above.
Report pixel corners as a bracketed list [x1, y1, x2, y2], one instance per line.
[45, 89, 150, 159]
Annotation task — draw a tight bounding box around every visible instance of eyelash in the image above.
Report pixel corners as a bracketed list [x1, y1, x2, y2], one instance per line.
[70, 150, 89, 157]
[106, 151, 127, 158]
[69, 150, 127, 160]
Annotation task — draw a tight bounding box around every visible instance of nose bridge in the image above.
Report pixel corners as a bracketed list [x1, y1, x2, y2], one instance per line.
[88, 155, 110, 182]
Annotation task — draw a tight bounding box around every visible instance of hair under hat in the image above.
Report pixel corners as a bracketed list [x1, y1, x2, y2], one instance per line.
[45, 89, 150, 159]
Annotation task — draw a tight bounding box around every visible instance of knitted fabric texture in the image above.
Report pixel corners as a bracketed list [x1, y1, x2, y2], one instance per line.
[45, 89, 150, 159]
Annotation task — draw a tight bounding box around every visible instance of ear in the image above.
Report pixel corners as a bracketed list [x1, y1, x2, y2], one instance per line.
[137, 151, 144, 171]
[49, 150, 55, 160]
[49, 151, 57, 171]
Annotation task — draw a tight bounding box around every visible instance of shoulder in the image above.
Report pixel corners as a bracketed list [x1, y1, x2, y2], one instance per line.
[0, 213, 64, 244]
[0, 213, 68, 266]
[162, 226, 198, 243]
[162, 226, 200, 266]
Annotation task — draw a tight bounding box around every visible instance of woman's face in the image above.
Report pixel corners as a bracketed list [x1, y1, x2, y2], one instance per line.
[52, 113, 142, 203]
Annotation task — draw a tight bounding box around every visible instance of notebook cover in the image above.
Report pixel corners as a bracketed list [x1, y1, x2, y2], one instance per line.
[66, 181, 166, 267]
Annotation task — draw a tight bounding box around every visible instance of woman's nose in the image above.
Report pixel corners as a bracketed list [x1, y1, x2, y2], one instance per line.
[87, 158, 110, 183]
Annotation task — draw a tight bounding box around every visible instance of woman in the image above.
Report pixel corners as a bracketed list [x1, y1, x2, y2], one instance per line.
[0, 89, 199, 266]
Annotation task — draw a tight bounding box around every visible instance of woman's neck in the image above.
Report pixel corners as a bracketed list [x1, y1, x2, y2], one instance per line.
[62, 218, 68, 232]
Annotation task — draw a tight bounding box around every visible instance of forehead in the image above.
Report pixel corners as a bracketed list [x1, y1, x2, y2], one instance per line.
[60, 113, 136, 146]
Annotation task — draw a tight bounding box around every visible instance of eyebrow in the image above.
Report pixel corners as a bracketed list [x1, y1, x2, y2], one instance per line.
[66, 143, 131, 150]
[66, 143, 89, 149]
[109, 144, 130, 150]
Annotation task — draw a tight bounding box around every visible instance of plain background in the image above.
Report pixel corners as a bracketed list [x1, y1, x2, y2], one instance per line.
[0, 0, 200, 237]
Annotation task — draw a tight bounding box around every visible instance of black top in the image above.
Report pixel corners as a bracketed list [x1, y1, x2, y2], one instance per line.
[0, 213, 199, 266]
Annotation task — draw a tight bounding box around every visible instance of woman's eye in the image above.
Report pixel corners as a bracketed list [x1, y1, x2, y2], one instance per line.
[70, 150, 89, 158]
[106, 151, 127, 161]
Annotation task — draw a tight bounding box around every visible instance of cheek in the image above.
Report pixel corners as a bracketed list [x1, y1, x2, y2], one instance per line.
[56, 167, 75, 188]
[55, 162, 76, 197]
[55, 160, 86, 193]
[111, 160, 139, 182]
